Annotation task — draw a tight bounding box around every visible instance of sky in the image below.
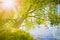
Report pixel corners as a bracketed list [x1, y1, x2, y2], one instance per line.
[57, 5, 60, 13]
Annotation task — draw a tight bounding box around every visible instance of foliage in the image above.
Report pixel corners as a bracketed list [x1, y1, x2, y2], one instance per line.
[0, 0, 60, 28]
[0, 0, 60, 40]
[0, 28, 34, 40]
[20, 0, 60, 28]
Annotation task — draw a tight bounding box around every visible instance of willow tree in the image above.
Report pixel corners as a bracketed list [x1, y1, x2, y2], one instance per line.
[0, 0, 60, 40]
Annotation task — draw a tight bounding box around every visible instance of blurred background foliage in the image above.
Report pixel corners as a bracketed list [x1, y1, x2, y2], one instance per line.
[0, 0, 60, 40]
[0, 28, 34, 40]
[0, 0, 60, 29]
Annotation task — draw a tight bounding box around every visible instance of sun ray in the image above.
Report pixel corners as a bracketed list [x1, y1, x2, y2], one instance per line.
[0, 0, 22, 19]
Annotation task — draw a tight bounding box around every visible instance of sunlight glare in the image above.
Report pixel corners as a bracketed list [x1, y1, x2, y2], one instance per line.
[2, 0, 16, 10]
